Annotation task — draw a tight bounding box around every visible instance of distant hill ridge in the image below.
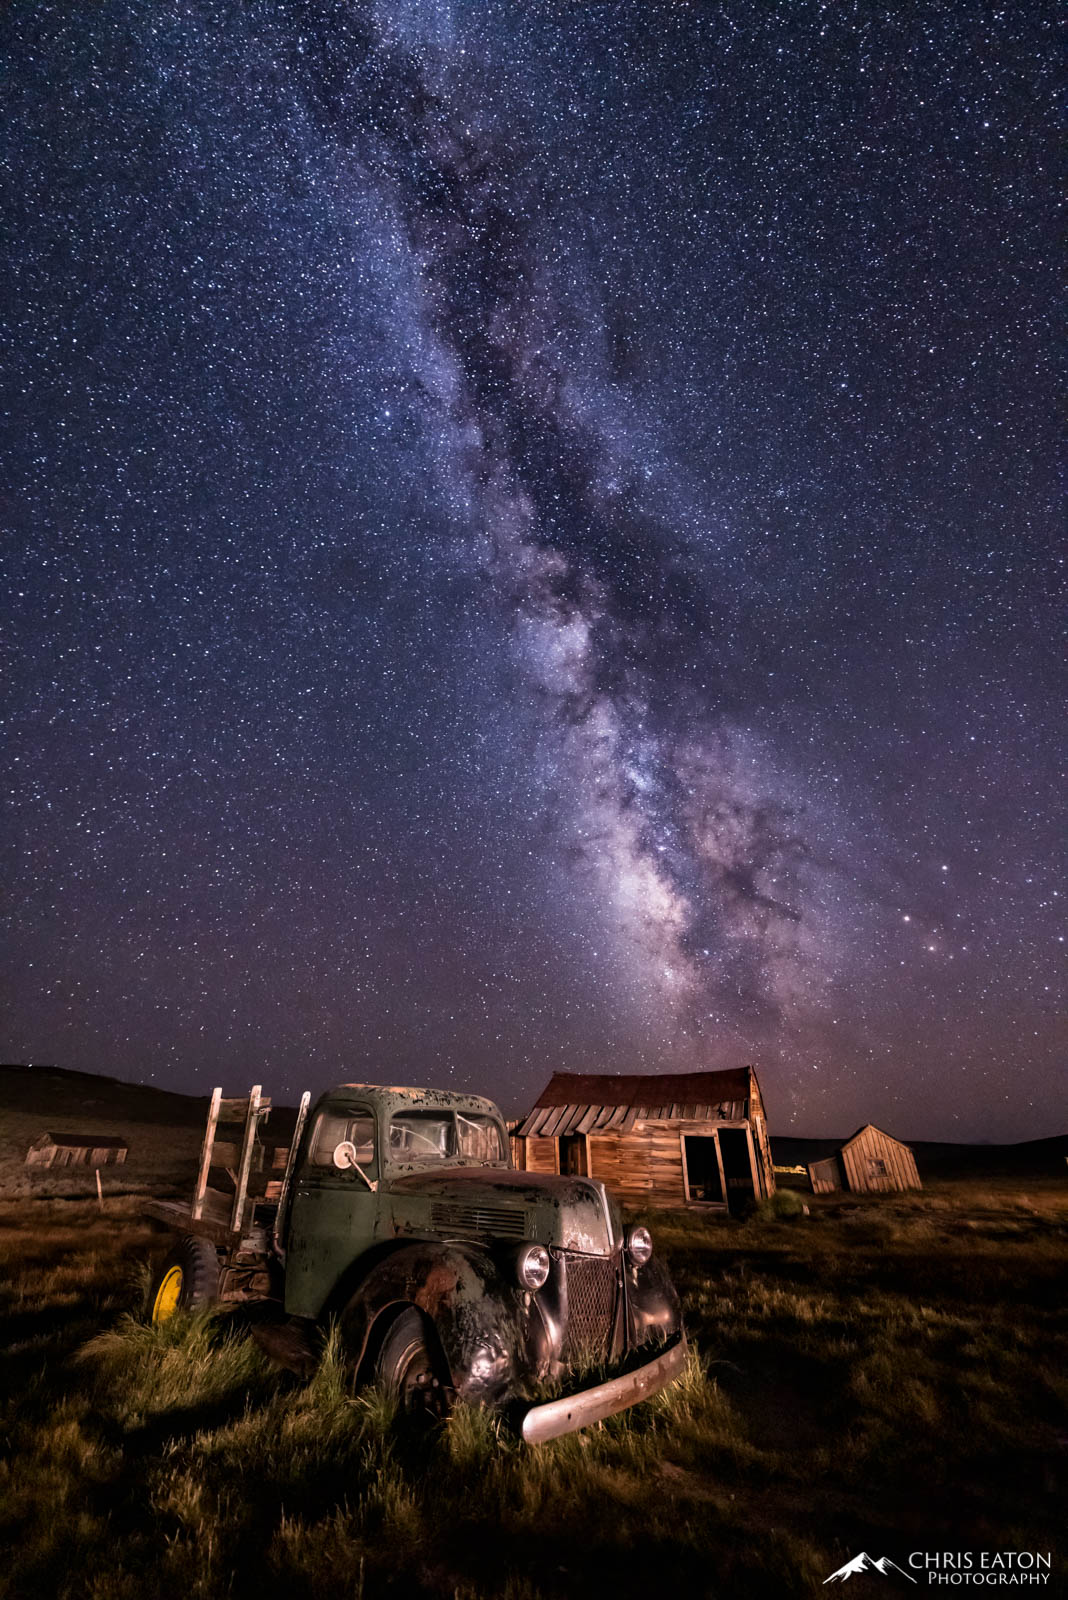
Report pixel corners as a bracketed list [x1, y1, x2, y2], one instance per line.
[1, 1062, 222, 1128]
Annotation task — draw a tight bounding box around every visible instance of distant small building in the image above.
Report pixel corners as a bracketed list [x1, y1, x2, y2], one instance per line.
[807, 1124, 921, 1194]
[512, 1067, 775, 1212]
[25, 1132, 129, 1169]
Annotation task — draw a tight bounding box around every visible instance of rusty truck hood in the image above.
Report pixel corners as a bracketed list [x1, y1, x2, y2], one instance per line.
[387, 1166, 618, 1255]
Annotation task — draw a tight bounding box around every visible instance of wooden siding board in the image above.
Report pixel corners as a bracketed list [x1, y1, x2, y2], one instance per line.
[589, 1124, 688, 1207]
[524, 1137, 558, 1175]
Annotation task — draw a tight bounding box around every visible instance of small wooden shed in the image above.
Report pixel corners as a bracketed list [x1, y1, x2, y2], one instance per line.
[807, 1124, 921, 1194]
[512, 1067, 775, 1212]
[25, 1133, 129, 1169]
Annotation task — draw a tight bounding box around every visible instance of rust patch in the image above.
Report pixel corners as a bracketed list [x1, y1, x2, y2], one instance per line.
[417, 1259, 461, 1317]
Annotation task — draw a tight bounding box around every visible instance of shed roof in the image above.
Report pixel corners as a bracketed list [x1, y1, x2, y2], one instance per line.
[39, 1132, 129, 1149]
[839, 1123, 914, 1154]
[516, 1068, 754, 1139]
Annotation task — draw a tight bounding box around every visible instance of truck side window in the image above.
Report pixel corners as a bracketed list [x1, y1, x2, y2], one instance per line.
[308, 1110, 376, 1171]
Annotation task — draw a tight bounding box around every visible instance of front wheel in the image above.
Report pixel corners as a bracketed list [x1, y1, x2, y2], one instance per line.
[374, 1307, 451, 1420]
[148, 1235, 220, 1325]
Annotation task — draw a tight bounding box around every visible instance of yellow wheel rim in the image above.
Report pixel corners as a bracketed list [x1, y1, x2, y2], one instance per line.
[152, 1265, 183, 1324]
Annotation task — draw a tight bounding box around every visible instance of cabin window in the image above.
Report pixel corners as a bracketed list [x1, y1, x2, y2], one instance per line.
[683, 1136, 724, 1203]
[868, 1158, 887, 1177]
[308, 1110, 376, 1171]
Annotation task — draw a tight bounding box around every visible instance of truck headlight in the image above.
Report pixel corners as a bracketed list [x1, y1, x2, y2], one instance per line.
[516, 1243, 550, 1291]
[625, 1225, 653, 1266]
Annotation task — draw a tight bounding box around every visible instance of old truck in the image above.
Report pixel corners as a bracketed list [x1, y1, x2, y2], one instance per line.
[145, 1082, 686, 1443]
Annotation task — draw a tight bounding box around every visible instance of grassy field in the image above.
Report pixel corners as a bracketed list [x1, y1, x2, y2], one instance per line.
[0, 1179, 1064, 1599]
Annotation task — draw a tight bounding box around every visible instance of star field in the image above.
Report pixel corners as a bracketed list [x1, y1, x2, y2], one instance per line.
[1, 1, 1062, 1139]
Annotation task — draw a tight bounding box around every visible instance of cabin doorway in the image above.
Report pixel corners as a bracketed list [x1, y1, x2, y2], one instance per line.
[718, 1128, 756, 1213]
[682, 1136, 724, 1203]
[558, 1135, 588, 1176]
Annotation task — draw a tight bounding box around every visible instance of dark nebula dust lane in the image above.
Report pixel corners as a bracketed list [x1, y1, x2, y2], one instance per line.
[1, 2, 1063, 1140]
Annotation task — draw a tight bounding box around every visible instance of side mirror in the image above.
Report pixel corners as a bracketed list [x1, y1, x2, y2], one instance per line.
[331, 1141, 378, 1192]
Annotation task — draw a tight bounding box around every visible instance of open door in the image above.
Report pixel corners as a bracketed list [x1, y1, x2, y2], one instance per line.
[558, 1135, 588, 1176]
[682, 1136, 725, 1204]
[718, 1128, 756, 1214]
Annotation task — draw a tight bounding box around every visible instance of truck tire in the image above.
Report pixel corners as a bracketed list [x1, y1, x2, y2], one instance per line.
[149, 1235, 220, 1326]
[374, 1307, 451, 1419]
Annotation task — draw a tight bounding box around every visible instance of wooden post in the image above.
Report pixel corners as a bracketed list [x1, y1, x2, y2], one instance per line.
[230, 1085, 262, 1236]
[95, 1169, 104, 1211]
[712, 1131, 728, 1207]
[192, 1087, 222, 1222]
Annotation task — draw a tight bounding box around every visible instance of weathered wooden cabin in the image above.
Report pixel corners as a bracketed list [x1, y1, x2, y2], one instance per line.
[25, 1132, 129, 1169]
[807, 1124, 921, 1194]
[512, 1068, 775, 1212]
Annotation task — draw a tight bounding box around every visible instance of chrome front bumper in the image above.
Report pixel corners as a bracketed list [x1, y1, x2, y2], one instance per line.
[520, 1334, 688, 1445]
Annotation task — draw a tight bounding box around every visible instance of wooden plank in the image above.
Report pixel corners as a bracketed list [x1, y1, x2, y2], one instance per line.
[678, 1132, 691, 1202]
[556, 1103, 583, 1136]
[210, 1140, 256, 1171]
[575, 1105, 600, 1136]
[218, 1096, 270, 1120]
[192, 1087, 221, 1222]
[714, 1131, 729, 1205]
[230, 1085, 262, 1234]
[743, 1124, 761, 1199]
[543, 1107, 575, 1145]
[524, 1136, 558, 1174]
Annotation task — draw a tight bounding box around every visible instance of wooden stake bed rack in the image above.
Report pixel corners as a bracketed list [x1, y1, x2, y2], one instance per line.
[143, 1085, 311, 1248]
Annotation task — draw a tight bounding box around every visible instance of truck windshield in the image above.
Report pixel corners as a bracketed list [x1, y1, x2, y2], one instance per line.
[389, 1111, 504, 1164]
[457, 1113, 505, 1161]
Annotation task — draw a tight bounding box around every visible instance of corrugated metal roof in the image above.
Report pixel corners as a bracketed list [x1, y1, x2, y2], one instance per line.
[514, 1069, 755, 1138]
[528, 1068, 752, 1108]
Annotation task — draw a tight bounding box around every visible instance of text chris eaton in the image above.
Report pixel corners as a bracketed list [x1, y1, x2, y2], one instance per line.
[910, 1553, 1053, 1586]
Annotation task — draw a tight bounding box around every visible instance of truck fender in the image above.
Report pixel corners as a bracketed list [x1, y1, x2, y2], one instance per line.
[336, 1241, 534, 1406]
[626, 1252, 684, 1348]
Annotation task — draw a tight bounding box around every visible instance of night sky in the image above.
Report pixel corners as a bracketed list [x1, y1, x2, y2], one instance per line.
[2, 2, 1062, 1140]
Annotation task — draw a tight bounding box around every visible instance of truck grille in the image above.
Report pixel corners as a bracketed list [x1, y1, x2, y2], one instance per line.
[429, 1201, 531, 1241]
[562, 1253, 618, 1364]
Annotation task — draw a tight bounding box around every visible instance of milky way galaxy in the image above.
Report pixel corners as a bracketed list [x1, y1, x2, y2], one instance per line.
[2, 1, 1062, 1138]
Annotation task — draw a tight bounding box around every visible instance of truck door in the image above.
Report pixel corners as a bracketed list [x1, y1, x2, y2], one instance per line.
[283, 1101, 380, 1319]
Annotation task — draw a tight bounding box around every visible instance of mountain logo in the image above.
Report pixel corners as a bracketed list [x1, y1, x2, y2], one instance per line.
[823, 1551, 917, 1583]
